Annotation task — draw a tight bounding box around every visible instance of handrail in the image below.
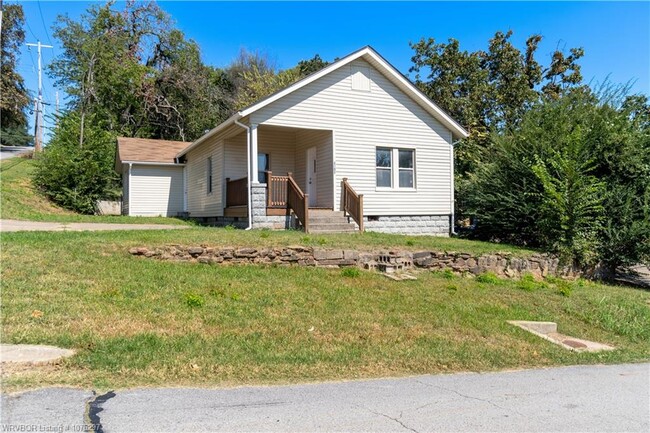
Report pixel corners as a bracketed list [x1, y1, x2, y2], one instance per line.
[225, 177, 248, 207]
[342, 177, 364, 232]
[286, 172, 309, 233]
[266, 171, 290, 208]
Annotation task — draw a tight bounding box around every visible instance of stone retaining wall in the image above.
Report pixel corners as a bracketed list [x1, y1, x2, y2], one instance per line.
[129, 245, 576, 279]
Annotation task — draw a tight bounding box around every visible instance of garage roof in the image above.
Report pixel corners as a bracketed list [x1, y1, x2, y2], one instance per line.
[117, 137, 190, 164]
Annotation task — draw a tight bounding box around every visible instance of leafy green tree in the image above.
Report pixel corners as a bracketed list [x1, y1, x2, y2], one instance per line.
[1, 3, 31, 146]
[49, 1, 233, 142]
[33, 112, 119, 214]
[297, 54, 329, 76]
[234, 64, 301, 110]
[410, 30, 584, 177]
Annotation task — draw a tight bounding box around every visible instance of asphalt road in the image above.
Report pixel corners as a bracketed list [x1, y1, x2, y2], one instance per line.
[1, 363, 648, 432]
[0, 146, 32, 160]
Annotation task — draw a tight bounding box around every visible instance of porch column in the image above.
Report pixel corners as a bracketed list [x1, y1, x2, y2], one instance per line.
[250, 123, 259, 183]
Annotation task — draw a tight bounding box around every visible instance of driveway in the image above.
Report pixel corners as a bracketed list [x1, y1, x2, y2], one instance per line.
[1, 363, 648, 432]
[0, 219, 190, 232]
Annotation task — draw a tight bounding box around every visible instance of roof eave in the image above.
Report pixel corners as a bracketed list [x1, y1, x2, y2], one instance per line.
[176, 112, 243, 159]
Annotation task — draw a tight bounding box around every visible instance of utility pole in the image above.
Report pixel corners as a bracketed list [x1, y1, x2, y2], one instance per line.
[26, 41, 53, 152]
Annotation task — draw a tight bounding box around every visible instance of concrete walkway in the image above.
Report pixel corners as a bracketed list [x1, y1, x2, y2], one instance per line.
[1, 363, 648, 432]
[0, 219, 190, 232]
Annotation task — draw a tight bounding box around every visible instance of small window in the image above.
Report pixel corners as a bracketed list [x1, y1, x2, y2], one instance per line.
[398, 150, 414, 188]
[376, 148, 392, 187]
[258, 153, 269, 184]
[206, 156, 213, 194]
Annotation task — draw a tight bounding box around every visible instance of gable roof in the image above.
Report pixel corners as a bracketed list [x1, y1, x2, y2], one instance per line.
[178, 46, 468, 158]
[117, 137, 190, 164]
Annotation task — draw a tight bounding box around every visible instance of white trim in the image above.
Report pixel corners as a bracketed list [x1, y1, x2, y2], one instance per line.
[183, 165, 188, 212]
[121, 161, 186, 167]
[251, 124, 259, 184]
[127, 163, 132, 217]
[331, 130, 337, 212]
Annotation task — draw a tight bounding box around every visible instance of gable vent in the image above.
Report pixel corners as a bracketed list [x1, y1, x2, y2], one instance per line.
[351, 65, 371, 92]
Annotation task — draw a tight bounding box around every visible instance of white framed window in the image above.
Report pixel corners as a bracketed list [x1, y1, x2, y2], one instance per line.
[206, 156, 213, 194]
[375, 147, 416, 190]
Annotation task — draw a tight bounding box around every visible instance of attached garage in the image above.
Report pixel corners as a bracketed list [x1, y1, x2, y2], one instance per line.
[116, 137, 190, 217]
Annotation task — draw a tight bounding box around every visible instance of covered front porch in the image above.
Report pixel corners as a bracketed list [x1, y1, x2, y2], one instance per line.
[221, 124, 363, 232]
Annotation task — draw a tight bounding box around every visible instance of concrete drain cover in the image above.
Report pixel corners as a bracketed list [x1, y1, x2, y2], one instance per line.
[507, 321, 615, 352]
[0, 344, 75, 364]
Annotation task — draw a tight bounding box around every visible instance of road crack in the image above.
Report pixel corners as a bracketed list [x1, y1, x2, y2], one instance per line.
[85, 390, 116, 433]
[354, 404, 419, 433]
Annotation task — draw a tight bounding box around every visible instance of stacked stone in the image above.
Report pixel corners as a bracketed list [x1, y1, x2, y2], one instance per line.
[129, 246, 574, 278]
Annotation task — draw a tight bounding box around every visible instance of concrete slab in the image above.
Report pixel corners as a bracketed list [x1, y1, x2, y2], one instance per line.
[508, 321, 615, 352]
[0, 344, 75, 364]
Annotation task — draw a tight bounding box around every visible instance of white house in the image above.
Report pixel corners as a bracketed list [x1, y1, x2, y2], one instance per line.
[117, 46, 468, 235]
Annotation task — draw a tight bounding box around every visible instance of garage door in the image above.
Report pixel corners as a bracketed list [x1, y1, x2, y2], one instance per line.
[129, 165, 184, 216]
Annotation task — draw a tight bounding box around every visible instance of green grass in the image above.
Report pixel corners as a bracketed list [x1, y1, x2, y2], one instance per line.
[2, 230, 649, 391]
[0, 158, 190, 225]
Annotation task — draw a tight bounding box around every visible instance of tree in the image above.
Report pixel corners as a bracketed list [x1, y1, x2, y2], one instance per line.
[49, 0, 233, 142]
[1, 3, 31, 146]
[297, 54, 329, 76]
[409, 30, 585, 177]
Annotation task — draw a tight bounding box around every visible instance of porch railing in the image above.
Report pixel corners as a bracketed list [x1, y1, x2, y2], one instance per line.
[286, 172, 309, 233]
[225, 177, 248, 207]
[342, 177, 364, 232]
[266, 171, 289, 208]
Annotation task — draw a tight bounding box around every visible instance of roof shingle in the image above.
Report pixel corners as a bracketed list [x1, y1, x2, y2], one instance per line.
[116, 137, 190, 164]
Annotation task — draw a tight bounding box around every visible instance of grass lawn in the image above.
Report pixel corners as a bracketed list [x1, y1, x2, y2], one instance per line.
[2, 229, 649, 391]
[0, 158, 190, 225]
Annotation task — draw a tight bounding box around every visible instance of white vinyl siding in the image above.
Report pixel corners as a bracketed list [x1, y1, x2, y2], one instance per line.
[250, 59, 453, 216]
[186, 123, 239, 217]
[128, 165, 184, 217]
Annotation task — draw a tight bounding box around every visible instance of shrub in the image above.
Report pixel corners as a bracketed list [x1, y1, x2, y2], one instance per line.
[32, 112, 119, 214]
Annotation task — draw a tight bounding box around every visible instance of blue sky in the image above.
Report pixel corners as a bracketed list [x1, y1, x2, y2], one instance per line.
[17, 1, 650, 140]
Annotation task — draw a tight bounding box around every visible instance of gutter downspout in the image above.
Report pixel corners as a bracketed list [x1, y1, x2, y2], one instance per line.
[234, 120, 253, 230]
[450, 138, 461, 236]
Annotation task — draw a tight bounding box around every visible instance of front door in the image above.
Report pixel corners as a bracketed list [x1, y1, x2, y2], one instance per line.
[307, 146, 317, 207]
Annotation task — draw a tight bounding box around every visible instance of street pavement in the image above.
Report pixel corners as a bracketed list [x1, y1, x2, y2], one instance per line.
[0, 146, 32, 160]
[0, 219, 190, 232]
[1, 363, 648, 432]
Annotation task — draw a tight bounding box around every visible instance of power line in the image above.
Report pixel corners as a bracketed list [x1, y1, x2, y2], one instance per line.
[36, 0, 53, 46]
[24, 15, 39, 41]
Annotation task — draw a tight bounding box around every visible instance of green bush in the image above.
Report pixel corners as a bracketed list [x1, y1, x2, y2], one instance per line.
[466, 88, 650, 271]
[32, 112, 119, 214]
